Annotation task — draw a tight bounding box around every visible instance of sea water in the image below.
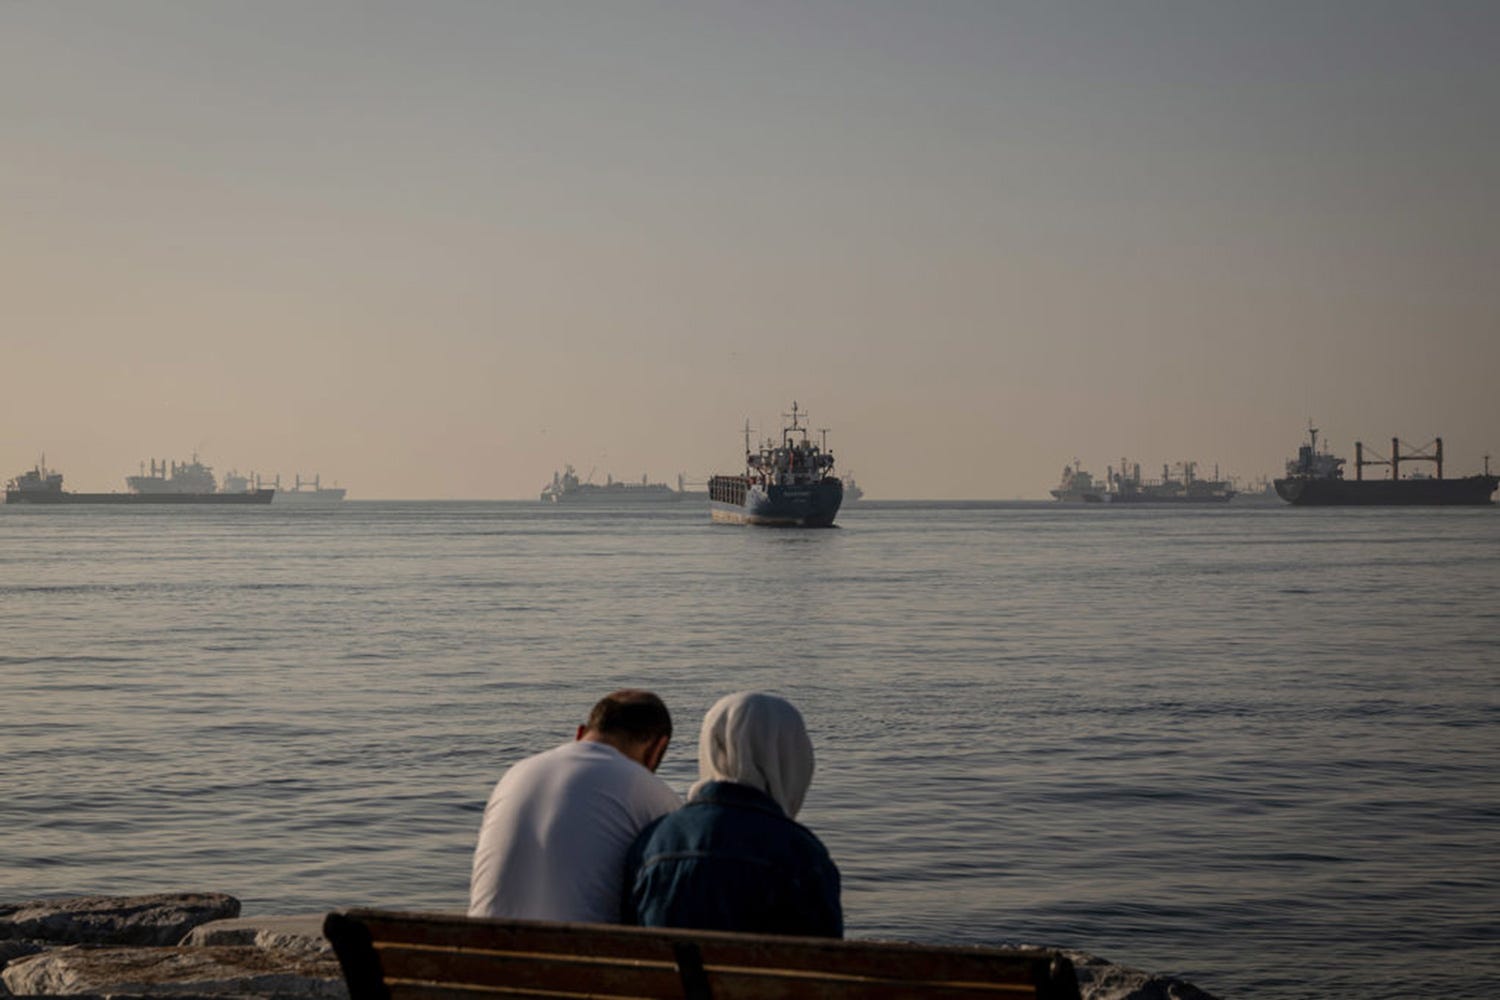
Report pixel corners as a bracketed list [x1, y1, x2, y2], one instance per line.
[2, 501, 1497, 998]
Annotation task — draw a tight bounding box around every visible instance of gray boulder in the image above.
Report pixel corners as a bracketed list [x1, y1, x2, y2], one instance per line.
[180, 917, 330, 955]
[0, 944, 344, 998]
[0, 894, 241, 947]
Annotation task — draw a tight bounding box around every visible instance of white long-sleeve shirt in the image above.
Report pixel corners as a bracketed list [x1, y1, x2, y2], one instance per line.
[468, 740, 680, 922]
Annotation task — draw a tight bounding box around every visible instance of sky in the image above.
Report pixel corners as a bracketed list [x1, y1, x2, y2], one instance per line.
[4, 1, 1498, 499]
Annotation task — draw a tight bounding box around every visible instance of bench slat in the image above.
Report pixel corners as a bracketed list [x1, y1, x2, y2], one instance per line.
[388, 986, 655, 1000]
[379, 947, 683, 997]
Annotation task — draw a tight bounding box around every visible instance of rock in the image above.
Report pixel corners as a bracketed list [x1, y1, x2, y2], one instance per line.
[180, 916, 331, 955]
[1, 944, 345, 997]
[0, 894, 241, 947]
[0, 939, 44, 971]
[1064, 948, 1219, 1000]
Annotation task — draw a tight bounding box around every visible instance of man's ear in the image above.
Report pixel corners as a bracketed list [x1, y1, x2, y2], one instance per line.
[645, 734, 669, 772]
[575, 724, 588, 741]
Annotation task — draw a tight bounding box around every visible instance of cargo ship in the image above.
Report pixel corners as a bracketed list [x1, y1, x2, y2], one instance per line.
[541, 465, 685, 503]
[1273, 427, 1497, 505]
[1051, 459, 1234, 503]
[708, 402, 843, 526]
[5, 456, 274, 504]
[274, 473, 347, 503]
[1108, 460, 1236, 503]
[220, 470, 347, 502]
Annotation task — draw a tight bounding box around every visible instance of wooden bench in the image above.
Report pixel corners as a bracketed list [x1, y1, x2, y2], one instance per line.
[323, 908, 1081, 1000]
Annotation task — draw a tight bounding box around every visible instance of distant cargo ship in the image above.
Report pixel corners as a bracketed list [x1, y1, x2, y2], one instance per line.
[219, 470, 347, 502]
[1274, 427, 1497, 505]
[1051, 459, 1235, 503]
[274, 474, 347, 503]
[541, 465, 685, 503]
[5, 457, 274, 504]
[1109, 460, 1236, 503]
[708, 402, 843, 526]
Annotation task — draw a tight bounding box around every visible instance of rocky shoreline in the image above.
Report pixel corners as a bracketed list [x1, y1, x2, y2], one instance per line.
[1, 893, 1216, 999]
[0, 895, 340, 999]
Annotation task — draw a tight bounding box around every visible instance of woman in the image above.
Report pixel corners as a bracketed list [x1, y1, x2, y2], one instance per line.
[622, 691, 842, 937]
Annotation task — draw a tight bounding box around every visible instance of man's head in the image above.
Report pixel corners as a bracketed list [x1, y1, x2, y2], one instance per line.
[576, 689, 672, 772]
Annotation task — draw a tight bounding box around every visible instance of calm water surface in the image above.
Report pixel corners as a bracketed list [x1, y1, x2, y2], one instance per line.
[2, 501, 1497, 998]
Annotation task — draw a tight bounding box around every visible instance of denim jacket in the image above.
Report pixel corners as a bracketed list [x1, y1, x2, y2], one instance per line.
[622, 780, 843, 938]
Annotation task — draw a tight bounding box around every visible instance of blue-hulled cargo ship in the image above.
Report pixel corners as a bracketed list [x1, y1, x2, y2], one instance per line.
[708, 403, 844, 527]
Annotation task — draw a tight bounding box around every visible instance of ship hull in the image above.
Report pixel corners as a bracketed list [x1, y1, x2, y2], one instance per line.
[6, 489, 276, 505]
[1274, 476, 1498, 506]
[709, 477, 843, 527]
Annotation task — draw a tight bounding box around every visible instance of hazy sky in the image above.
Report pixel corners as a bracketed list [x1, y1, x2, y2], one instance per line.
[5, 1, 1498, 498]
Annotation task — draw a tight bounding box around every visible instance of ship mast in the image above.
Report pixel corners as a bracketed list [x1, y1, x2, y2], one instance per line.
[783, 401, 807, 446]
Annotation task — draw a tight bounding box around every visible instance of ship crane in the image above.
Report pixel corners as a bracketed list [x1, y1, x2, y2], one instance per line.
[1354, 438, 1444, 481]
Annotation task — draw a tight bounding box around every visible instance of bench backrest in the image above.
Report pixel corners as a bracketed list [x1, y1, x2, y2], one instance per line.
[323, 908, 1081, 1000]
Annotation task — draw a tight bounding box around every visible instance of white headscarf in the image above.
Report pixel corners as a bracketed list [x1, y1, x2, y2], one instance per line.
[689, 691, 815, 819]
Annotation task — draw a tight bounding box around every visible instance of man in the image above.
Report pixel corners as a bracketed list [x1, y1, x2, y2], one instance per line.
[468, 689, 680, 922]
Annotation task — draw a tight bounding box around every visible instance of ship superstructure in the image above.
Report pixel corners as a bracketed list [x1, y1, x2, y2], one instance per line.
[1274, 426, 1497, 505]
[1051, 462, 1107, 502]
[5, 460, 66, 501]
[708, 402, 843, 526]
[127, 456, 221, 494]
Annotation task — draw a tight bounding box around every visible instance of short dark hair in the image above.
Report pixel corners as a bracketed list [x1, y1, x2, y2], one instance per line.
[586, 689, 672, 743]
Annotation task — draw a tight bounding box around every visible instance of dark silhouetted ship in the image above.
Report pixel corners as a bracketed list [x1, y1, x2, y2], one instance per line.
[1273, 427, 1497, 505]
